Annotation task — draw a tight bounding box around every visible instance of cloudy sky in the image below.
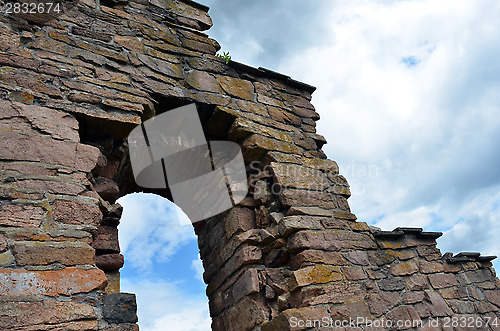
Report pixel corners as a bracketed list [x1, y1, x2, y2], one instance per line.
[118, 1, 500, 329]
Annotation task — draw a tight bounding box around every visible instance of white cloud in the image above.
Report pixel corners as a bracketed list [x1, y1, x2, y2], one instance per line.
[191, 257, 205, 283]
[117, 193, 197, 272]
[121, 277, 211, 331]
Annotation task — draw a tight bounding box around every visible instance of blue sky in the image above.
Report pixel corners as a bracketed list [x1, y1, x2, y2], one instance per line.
[118, 1, 500, 329]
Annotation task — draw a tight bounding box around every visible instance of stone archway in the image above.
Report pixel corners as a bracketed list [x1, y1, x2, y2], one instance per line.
[1, 0, 500, 330]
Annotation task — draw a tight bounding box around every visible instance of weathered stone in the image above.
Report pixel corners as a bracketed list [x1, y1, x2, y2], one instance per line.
[92, 226, 120, 253]
[386, 305, 421, 329]
[0, 131, 100, 172]
[415, 290, 453, 318]
[0, 267, 107, 296]
[0, 301, 97, 330]
[289, 264, 342, 291]
[217, 75, 254, 100]
[105, 271, 121, 294]
[270, 162, 330, 191]
[12, 241, 95, 266]
[223, 295, 268, 331]
[366, 292, 402, 317]
[0, 235, 7, 253]
[367, 249, 398, 266]
[343, 251, 370, 266]
[17, 179, 85, 195]
[68, 92, 103, 104]
[447, 299, 475, 314]
[278, 216, 324, 237]
[101, 293, 138, 324]
[342, 266, 367, 281]
[114, 35, 146, 52]
[0, 100, 79, 142]
[227, 269, 260, 306]
[391, 260, 419, 276]
[0, 204, 45, 228]
[225, 207, 256, 239]
[420, 261, 444, 274]
[262, 306, 329, 331]
[377, 276, 406, 291]
[0, 251, 15, 267]
[406, 274, 430, 291]
[186, 70, 221, 93]
[52, 200, 102, 227]
[428, 273, 460, 289]
[268, 106, 301, 127]
[403, 291, 425, 304]
[330, 301, 373, 322]
[279, 189, 336, 209]
[293, 282, 364, 307]
[136, 53, 183, 78]
[94, 177, 120, 202]
[96, 253, 124, 271]
[289, 229, 377, 252]
[241, 134, 302, 162]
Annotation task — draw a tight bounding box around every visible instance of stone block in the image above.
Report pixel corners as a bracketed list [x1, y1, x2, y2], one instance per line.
[105, 271, 121, 294]
[217, 75, 254, 100]
[0, 100, 79, 142]
[342, 266, 367, 281]
[291, 250, 346, 272]
[12, 241, 95, 266]
[342, 251, 370, 266]
[377, 276, 406, 291]
[294, 282, 364, 306]
[289, 264, 342, 291]
[0, 130, 100, 172]
[223, 294, 268, 331]
[288, 229, 377, 252]
[386, 305, 421, 329]
[92, 226, 120, 253]
[96, 253, 124, 271]
[415, 290, 453, 318]
[279, 189, 336, 209]
[0, 267, 107, 296]
[428, 273, 460, 289]
[101, 293, 138, 324]
[366, 292, 402, 317]
[225, 207, 256, 239]
[390, 260, 419, 276]
[185, 70, 221, 93]
[330, 301, 373, 322]
[262, 306, 329, 331]
[420, 261, 444, 274]
[52, 200, 102, 227]
[270, 162, 330, 191]
[406, 274, 430, 291]
[278, 216, 324, 237]
[16, 179, 85, 195]
[241, 134, 302, 162]
[0, 301, 97, 330]
[0, 204, 45, 228]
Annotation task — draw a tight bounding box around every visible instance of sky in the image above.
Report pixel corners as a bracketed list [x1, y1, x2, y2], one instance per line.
[118, 1, 500, 330]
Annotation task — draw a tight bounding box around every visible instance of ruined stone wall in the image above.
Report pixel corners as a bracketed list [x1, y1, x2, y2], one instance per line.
[1, 0, 500, 330]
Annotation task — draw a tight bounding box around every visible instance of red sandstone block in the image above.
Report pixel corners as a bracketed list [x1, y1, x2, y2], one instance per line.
[0, 301, 97, 330]
[92, 226, 120, 253]
[0, 267, 107, 296]
[51, 200, 102, 227]
[0, 204, 45, 228]
[12, 241, 95, 266]
[0, 130, 100, 172]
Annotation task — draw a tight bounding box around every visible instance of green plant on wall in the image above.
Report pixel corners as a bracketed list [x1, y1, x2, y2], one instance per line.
[216, 51, 231, 64]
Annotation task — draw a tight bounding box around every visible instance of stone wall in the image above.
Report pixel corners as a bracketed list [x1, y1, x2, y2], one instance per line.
[1, 0, 500, 330]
